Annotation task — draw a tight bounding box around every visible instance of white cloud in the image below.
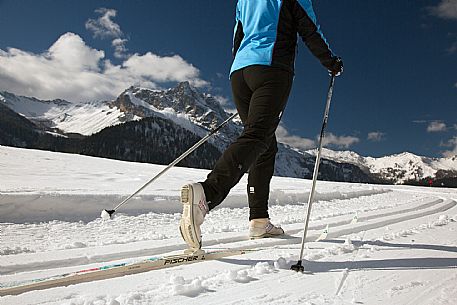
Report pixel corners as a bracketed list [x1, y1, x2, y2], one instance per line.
[367, 131, 386, 142]
[276, 125, 315, 150]
[223, 107, 238, 115]
[427, 121, 447, 132]
[441, 136, 457, 157]
[49, 33, 105, 71]
[322, 132, 360, 149]
[429, 0, 457, 20]
[122, 52, 206, 85]
[429, 1, 457, 59]
[85, 8, 123, 38]
[212, 95, 230, 106]
[112, 38, 129, 59]
[0, 32, 208, 102]
[206, 94, 236, 114]
[86, 8, 129, 59]
[276, 126, 359, 150]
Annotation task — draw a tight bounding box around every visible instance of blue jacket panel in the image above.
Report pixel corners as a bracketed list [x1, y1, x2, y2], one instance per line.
[231, 0, 335, 76]
[231, 0, 282, 74]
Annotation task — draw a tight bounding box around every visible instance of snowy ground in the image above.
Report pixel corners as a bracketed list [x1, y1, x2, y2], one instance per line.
[0, 145, 456, 305]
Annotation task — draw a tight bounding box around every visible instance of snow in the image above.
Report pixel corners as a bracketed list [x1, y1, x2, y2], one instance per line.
[2, 93, 127, 136]
[1, 145, 457, 305]
[126, 91, 206, 138]
[310, 148, 457, 183]
[47, 103, 126, 136]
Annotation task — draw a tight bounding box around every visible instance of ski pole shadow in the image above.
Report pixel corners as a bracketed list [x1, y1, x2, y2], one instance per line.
[321, 239, 457, 254]
[216, 238, 457, 273]
[303, 257, 457, 273]
[217, 257, 457, 273]
[304, 239, 457, 273]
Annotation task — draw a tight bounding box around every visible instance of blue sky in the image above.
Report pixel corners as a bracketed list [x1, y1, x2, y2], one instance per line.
[0, 0, 456, 158]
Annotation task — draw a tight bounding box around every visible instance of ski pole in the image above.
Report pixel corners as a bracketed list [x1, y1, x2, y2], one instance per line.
[101, 112, 239, 219]
[291, 75, 336, 272]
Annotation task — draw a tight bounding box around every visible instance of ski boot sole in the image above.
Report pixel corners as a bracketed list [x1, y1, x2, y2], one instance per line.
[179, 185, 202, 249]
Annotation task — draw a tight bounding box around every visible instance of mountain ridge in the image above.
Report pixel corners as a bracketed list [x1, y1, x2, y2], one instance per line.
[1, 84, 456, 186]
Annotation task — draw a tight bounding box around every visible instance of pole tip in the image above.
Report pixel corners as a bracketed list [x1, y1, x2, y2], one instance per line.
[290, 260, 305, 273]
[101, 209, 115, 220]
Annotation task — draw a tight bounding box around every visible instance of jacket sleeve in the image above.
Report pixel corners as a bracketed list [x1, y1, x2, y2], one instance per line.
[232, 2, 244, 57]
[293, 0, 335, 68]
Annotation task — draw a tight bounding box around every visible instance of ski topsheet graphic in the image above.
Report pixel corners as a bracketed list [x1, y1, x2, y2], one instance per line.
[0, 248, 253, 297]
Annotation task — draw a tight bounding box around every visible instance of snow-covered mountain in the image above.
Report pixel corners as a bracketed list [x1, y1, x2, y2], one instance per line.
[112, 82, 242, 149]
[111, 83, 331, 179]
[1, 84, 321, 179]
[308, 148, 457, 185]
[1, 84, 456, 185]
[0, 91, 131, 136]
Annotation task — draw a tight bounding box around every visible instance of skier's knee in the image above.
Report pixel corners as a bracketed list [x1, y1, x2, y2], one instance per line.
[241, 127, 271, 153]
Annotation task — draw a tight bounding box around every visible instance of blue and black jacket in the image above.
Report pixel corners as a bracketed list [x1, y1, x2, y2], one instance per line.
[231, 0, 336, 75]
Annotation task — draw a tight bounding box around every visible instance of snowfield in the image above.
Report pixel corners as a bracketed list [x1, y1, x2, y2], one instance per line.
[0, 146, 456, 305]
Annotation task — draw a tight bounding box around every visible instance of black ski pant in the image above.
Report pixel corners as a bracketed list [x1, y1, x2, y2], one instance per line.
[201, 65, 293, 220]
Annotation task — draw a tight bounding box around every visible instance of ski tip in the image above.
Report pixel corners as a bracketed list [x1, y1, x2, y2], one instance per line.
[101, 209, 115, 220]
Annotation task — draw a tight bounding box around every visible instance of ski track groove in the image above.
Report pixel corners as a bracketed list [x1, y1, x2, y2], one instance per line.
[1, 195, 454, 278]
[0, 194, 429, 273]
[404, 273, 457, 305]
[1, 193, 456, 303]
[335, 230, 367, 296]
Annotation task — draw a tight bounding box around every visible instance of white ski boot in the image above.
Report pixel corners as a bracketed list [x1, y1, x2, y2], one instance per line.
[249, 218, 284, 239]
[179, 183, 209, 250]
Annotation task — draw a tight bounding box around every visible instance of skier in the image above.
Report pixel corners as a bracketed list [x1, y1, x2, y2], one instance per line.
[180, 0, 343, 250]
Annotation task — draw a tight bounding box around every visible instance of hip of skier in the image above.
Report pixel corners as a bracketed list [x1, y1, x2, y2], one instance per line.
[180, 0, 343, 251]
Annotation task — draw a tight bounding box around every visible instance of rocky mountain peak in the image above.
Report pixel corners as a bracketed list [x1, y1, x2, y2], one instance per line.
[173, 81, 194, 95]
[2, 87, 456, 186]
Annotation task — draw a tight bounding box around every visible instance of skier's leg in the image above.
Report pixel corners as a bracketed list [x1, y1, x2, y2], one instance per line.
[202, 65, 293, 210]
[243, 66, 292, 238]
[180, 66, 292, 249]
[247, 135, 286, 238]
[247, 135, 278, 220]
